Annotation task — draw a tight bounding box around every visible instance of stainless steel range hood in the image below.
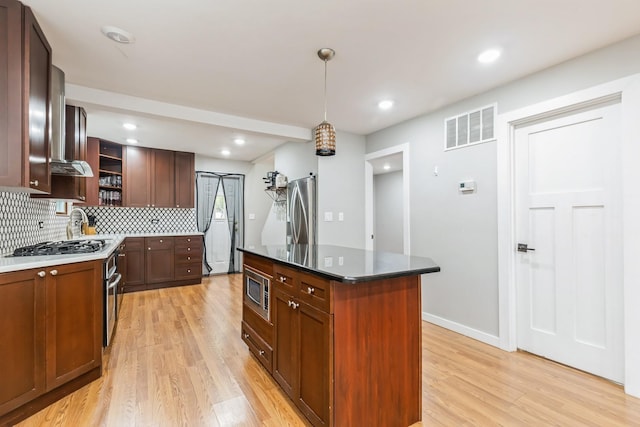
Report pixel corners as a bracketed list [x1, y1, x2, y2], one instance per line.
[49, 66, 94, 177]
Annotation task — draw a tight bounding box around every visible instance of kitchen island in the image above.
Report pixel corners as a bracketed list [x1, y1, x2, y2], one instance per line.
[239, 245, 440, 427]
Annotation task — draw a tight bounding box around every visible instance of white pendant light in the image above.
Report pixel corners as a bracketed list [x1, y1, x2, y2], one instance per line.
[315, 48, 336, 156]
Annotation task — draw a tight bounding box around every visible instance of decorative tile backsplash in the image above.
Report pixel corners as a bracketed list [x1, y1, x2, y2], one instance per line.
[0, 191, 198, 255]
[82, 206, 197, 234]
[0, 191, 68, 255]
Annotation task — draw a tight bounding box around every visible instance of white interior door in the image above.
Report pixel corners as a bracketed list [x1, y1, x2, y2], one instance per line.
[205, 185, 231, 275]
[515, 102, 623, 383]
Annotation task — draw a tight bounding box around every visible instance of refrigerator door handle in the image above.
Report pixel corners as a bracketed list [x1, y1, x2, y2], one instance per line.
[291, 186, 300, 243]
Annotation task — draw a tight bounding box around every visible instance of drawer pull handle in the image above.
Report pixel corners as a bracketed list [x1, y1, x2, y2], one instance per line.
[287, 300, 292, 307]
[307, 287, 315, 295]
[187, 269, 191, 273]
[187, 248, 191, 251]
[291, 302, 299, 310]
[148, 247, 151, 250]
[187, 256, 191, 260]
[50, 270, 58, 276]
[37, 271, 46, 278]
[280, 276, 286, 282]
[244, 333, 249, 339]
[259, 350, 265, 356]
[30, 180, 39, 186]
[187, 238, 191, 242]
[160, 239, 163, 243]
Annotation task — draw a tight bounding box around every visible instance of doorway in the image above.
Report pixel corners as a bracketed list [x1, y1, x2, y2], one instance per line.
[513, 100, 623, 383]
[365, 144, 410, 254]
[196, 172, 244, 275]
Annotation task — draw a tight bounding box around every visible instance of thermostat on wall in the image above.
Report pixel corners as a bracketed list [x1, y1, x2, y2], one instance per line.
[459, 180, 476, 193]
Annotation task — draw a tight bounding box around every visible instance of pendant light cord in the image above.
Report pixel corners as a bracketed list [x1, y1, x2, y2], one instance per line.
[323, 59, 328, 122]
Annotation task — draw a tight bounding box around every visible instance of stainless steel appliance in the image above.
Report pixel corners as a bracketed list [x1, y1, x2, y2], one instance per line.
[244, 266, 270, 321]
[10, 239, 107, 256]
[104, 247, 121, 347]
[286, 175, 316, 245]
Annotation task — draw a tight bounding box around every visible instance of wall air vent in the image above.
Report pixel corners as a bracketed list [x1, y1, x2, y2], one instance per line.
[445, 104, 496, 151]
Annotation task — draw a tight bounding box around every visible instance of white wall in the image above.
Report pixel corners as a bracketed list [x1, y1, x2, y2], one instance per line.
[366, 34, 640, 339]
[317, 131, 366, 248]
[374, 171, 403, 253]
[195, 155, 253, 175]
[274, 141, 318, 181]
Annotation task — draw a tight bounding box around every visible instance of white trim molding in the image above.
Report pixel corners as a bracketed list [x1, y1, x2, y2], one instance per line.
[422, 312, 501, 348]
[364, 143, 411, 254]
[496, 74, 640, 397]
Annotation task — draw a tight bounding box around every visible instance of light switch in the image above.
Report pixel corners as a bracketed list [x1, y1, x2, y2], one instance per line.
[324, 211, 333, 222]
[324, 257, 333, 267]
[249, 213, 256, 220]
[338, 212, 344, 221]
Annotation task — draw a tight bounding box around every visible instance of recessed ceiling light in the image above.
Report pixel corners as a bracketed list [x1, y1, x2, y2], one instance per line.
[233, 138, 245, 145]
[477, 48, 501, 64]
[221, 149, 231, 156]
[123, 123, 137, 130]
[126, 138, 138, 144]
[383, 164, 391, 170]
[378, 100, 394, 110]
[101, 26, 135, 44]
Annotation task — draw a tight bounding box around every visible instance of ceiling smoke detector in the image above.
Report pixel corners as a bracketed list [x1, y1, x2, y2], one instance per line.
[101, 26, 135, 44]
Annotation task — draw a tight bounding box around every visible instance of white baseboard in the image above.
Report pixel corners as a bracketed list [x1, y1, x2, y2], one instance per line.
[422, 312, 502, 349]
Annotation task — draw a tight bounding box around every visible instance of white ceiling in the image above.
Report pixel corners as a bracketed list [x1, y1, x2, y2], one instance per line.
[369, 153, 403, 176]
[23, 0, 640, 162]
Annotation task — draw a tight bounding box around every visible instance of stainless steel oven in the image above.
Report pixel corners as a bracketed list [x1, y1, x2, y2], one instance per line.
[244, 266, 270, 321]
[104, 248, 122, 347]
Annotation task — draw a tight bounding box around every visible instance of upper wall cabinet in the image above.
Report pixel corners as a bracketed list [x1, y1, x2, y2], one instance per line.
[32, 105, 88, 201]
[124, 145, 152, 207]
[175, 151, 194, 208]
[0, 0, 52, 194]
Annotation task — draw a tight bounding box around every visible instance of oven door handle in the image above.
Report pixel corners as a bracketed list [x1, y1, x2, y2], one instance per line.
[107, 273, 122, 290]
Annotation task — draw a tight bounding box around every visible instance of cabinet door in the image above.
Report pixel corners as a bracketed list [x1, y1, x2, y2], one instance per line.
[84, 137, 100, 205]
[44, 261, 102, 391]
[145, 237, 174, 284]
[0, 268, 45, 415]
[175, 151, 194, 208]
[23, 6, 51, 193]
[124, 238, 146, 291]
[297, 302, 332, 427]
[151, 149, 175, 207]
[0, 0, 23, 188]
[273, 287, 298, 398]
[124, 145, 151, 207]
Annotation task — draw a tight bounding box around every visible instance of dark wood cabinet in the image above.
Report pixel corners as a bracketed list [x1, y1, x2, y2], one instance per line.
[0, 0, 51, 194]
[44, 262, 102, 391]
[151, 149, 175, 208]
[123, 237, 145, 292]
[174, 235, 203, 280]
[145, 237, 175, 284]
[85, 137, 100, 205]
[0, 261, 103, 425]
[273, 278, 331, 427]
[33, 105, 88, 201]
[175, 151, 195, 208]
[122, 235, 202, 293]
[0, 268, 45, 416]
[124, 145, 151, 207]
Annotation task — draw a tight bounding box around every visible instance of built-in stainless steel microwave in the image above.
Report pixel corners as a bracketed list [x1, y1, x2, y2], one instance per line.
[244, 266, 270, 321]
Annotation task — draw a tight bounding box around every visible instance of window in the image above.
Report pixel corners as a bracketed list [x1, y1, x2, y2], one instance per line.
[213, 192, 227, 220]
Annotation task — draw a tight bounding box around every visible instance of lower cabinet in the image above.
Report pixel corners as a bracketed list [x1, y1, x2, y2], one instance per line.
[122, 234, 203, 293]
[0, 261, 102, 424]
[243, 256, 332, 427]
[273, 284, 332, 427]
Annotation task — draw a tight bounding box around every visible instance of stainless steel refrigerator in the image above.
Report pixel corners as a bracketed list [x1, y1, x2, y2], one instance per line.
[286, 176, 316, 245]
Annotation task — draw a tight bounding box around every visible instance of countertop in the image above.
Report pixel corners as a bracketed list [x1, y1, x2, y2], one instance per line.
[238, 244, 440, 283]
[0, 231, 203, 274]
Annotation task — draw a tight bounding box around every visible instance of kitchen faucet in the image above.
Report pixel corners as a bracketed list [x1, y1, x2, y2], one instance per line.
[66, 207, 89, 239]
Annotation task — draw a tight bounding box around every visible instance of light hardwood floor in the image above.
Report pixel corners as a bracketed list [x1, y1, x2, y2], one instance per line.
[17, 274, 640, 426]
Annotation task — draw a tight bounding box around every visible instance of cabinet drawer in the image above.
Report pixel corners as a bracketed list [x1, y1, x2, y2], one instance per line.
[273, 264, 297, 293]
[298, 271, 331, 313]
[175, 244, 202, 256]
[242, 321, 273, 373]
[175, 253, 202, 264]
[243, 253, 273, 278]
[146, 237, 174, 250]
[175, 263, 201, 280]
[175, 235, 201, 246]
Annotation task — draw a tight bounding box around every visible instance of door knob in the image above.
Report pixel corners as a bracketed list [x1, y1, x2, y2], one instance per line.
[517, 243, 536, 253]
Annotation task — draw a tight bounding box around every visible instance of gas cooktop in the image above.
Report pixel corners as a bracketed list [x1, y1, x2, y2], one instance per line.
[10, 239, 107, 257]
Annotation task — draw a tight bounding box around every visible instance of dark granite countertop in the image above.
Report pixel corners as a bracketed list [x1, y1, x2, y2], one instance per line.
[238, 244, 440, 284]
